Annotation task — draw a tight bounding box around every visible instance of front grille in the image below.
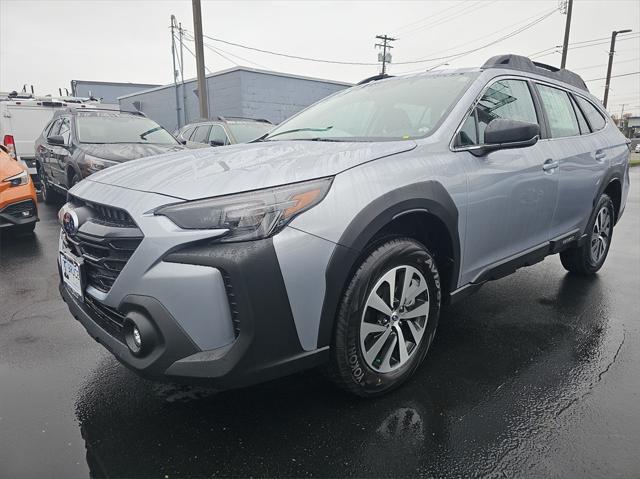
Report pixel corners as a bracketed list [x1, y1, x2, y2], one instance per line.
[3, 200, 36, 219]
[84, 295, 126, 344]
[65, 232, 142, 293]
[68, 194, 136, 227]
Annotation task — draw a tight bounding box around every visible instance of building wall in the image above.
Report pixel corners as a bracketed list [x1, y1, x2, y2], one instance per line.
[118, 68, 351, 133]
[71, 81, 160, 103]
[238, 70, 348, 123]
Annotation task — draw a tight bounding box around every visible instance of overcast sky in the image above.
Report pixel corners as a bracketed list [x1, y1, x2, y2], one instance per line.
[1, 0, 639, 115]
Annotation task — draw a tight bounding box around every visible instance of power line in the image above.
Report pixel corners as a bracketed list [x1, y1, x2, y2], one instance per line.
[585, 71, 640, 82]
[179, 37, 212, 73]
[391, 0, 470, 36]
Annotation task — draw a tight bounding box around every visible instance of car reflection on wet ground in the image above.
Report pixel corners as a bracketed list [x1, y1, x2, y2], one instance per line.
[1, 170, 638, 478]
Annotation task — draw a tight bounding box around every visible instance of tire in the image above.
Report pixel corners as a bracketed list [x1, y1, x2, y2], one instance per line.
[70, 172, 81, 188]
[326, 237, 442, 397]
[560, 193, 615, 275]
[38, 164, 59, 205]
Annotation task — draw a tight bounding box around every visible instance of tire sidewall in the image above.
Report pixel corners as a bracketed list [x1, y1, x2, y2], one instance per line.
[339, 239, 441, 396]
[583, 194, 615, 271]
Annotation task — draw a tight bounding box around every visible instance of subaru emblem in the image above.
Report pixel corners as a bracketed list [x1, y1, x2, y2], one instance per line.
[63, 210, 79, 236]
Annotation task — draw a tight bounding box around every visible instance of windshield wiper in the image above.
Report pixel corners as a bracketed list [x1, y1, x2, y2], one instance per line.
[263, 126, 333, 141]
[139, 126, 163, 140]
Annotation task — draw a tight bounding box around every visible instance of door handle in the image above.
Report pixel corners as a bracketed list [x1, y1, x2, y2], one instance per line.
[542, 159, 559, 171]
[595, 150, 607, 161]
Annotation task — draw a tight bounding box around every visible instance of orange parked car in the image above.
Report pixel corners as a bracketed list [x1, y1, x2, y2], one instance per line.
[0, 144, 38, 234]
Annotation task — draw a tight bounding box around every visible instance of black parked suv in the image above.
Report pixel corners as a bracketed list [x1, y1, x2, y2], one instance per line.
[35, 109, 184, 203]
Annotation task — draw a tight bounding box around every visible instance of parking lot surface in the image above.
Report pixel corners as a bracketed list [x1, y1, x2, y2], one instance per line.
[1, 169, 639, 478]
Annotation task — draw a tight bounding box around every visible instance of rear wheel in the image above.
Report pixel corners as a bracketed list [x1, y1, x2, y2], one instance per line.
[326, 238, 442, 397]
[560, 193, 614, 275]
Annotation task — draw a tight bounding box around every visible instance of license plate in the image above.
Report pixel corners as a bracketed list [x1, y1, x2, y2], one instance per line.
[60, 251, 84, 300]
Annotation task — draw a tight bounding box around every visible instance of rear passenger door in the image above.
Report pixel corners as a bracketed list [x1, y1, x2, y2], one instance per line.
[534, 83, 606, 238]
[186, 124, 211, 149]
[455, 78, 559, 283]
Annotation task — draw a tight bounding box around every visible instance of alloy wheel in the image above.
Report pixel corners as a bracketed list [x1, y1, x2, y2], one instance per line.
[590, 206, 611, 264]
[360, 265, 430, 373]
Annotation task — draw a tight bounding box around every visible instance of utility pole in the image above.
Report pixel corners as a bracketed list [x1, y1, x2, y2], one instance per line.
[559, 0, 573, 69]
[375, 34, 395, 75]
[192, 0, 209, 119]
[179, 22, 188, 125]
[170, 15, 181, 129]
[603, 29, 632, 108]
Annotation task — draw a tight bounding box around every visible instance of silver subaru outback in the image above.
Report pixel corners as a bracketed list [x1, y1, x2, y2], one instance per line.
[58, 55, 630, 397]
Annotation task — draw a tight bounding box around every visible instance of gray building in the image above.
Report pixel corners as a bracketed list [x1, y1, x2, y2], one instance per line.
[117, 67, 352, 132]
[71, 80, 161, 103]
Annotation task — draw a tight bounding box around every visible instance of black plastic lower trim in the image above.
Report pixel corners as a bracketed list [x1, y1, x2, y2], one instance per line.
[60, 284, 200, 379]
[163, 237, 326, 388]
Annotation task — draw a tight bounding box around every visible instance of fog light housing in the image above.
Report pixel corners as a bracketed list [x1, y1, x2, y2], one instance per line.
[123, 312, 157, 357]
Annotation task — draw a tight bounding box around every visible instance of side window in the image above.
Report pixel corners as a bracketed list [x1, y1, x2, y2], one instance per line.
[47, 119, 62, 137]
[209, 125, 229, 146]
[191, 125, 211, 144]
[457, 79, 537, 146]
[570, 96, 590, 134]
[575, 96, 606, 131]
[458, 112, 478, 146]
[58, 118, 71, 144]
[536, 84, 580, 138]
[182, 126, 195, 140]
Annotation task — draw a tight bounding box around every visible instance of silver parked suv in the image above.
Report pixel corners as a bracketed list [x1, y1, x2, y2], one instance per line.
[58, 55, 630, 396]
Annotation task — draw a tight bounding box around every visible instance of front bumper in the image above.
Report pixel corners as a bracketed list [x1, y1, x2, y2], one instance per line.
[0, 199, 38, 228]
[59, 236, 329, 388]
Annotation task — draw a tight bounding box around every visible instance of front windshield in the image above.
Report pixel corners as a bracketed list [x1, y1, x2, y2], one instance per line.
[264, 72, 478, 142]
[77, 113, 179, 145]
[227, 122, 273, 143]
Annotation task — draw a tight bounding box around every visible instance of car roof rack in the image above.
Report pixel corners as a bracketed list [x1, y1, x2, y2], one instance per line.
[357, 73, 393, 85]
[481, 54, 588, 91]
[217, 115, 272, 124]
[53, 107, 145, 117]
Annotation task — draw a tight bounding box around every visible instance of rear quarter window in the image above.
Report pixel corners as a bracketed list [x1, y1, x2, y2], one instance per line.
[574, 96, 607, 131]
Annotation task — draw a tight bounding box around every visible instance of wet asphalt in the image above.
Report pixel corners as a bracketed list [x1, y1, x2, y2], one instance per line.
[1, 170, 639, 479]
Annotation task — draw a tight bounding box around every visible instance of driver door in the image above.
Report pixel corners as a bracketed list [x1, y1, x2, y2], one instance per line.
[455, 78, 559, 285]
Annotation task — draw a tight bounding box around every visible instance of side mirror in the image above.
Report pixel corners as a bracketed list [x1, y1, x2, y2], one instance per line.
[470, 119, 539, 157]
[48, 135, 66, 146]
[209, 140, 225, 147]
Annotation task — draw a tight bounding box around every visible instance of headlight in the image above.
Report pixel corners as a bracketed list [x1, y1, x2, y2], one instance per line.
[2, 170, 28, 187]
[84, 155, 118, 173]
[155, 177, 333, 241]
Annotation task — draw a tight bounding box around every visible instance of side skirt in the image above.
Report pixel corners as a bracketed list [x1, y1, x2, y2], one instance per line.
[448, 229, 581, 304]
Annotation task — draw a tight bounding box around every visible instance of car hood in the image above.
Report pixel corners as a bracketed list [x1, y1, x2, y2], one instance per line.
[87, 140, 417, 200]
[79, 143, 185, 162]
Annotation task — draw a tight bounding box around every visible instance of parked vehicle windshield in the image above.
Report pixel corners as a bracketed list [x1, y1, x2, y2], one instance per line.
[77, 113, 179, 144]
[227, 122, 272, 143]
[264, 72, 478, 141]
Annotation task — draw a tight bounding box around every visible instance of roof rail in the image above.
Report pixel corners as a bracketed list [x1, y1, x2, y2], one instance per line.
[481, 54, 588, 91]
[217, 115, 272, 124]
[357, 74, 393, 85]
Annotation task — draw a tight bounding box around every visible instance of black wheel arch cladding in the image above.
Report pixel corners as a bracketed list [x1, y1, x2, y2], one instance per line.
[318, 180, 459, 349]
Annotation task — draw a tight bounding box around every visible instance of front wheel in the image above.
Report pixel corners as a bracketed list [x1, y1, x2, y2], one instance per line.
[560, 193, 615, 275]
[326, 238, 442, 397]
[38, 164, 59, 205]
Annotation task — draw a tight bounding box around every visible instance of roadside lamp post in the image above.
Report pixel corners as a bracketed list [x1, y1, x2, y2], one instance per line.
[603, 29, 632, 109]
